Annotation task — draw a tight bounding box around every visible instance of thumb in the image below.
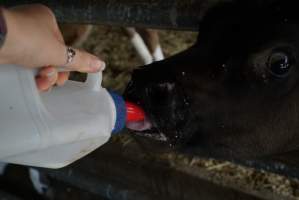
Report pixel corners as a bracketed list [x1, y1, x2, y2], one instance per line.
[53, 44, 105, 73]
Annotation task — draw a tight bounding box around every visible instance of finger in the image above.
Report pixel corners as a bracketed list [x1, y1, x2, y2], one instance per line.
[36, 76, 52, 92]
[48, 69, 58, 86]
[44, 7, 65, 44]
[37, 66, 56, 77]
[52, 20, 65, 44]
[56, 71, 70, 86]
[53, 26, 65, 44]
[51, 44, 106, 73]
[66, 48, 106, 73]
[36, 67, 58, 91]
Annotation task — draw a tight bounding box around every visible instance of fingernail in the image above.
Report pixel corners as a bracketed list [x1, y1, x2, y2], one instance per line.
[90, 59, 105, 72]
[47, 70, 56, 78]
[101, 62, 106, 71]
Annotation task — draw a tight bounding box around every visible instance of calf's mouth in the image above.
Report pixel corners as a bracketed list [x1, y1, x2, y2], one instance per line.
[124, 79, 191, 145]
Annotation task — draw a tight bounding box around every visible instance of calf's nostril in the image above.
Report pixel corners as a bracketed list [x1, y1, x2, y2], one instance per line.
[158, 83, 175, 91]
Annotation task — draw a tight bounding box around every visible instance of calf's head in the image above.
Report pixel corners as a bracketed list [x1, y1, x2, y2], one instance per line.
[125, 2, 299, 159]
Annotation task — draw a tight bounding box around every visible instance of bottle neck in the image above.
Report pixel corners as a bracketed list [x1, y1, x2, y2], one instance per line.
[108, 91, 126, 134]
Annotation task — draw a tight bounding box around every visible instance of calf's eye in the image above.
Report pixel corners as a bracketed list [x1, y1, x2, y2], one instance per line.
[267, 50, 294, 78]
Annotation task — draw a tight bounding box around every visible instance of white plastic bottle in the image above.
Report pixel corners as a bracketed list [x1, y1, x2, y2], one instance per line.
[0, 64, 126, 168]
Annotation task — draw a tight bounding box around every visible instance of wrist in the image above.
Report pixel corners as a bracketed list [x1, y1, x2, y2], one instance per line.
[0, 7, 8, 64]
[0, 8, 19, 65]
[0, 7, 7, 49]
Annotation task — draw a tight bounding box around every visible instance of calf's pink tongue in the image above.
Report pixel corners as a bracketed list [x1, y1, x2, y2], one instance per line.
[126, 117, 152, 131]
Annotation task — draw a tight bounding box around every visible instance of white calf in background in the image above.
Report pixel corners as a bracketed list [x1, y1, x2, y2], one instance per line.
[61, 24, 165, 65]
[124, 27, 164, 64]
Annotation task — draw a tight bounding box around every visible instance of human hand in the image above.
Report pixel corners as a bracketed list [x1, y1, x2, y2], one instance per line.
[0, 4, 105, 91]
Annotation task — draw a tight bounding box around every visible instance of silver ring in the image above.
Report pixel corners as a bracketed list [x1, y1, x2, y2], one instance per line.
[66, 46, 76, 65]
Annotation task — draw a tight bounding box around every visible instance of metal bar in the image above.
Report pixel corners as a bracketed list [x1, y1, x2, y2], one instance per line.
[43, 168, 156, 200]
[0, 190, 22, 200]
[1, 0, 231, 31]
[38, 139, 279, 200]
[42, 166, 267, 200]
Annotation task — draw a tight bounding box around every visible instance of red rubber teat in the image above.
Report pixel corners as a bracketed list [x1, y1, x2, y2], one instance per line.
[125, 101, 145, 122]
